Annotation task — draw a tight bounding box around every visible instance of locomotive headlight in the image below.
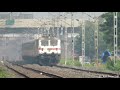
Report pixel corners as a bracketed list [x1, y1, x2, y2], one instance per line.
[47, 48, 50, 51]
[39, 48, 44, 51]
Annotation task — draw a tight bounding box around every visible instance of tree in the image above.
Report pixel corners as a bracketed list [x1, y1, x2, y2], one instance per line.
[75, 20, 95, 59]
[99, 12, 120, 50]
[75, 20, 107, 60]
[6, 19, 15, 25]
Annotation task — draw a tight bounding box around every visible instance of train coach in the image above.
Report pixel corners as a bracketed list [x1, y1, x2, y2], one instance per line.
[22, 36, 61, 66]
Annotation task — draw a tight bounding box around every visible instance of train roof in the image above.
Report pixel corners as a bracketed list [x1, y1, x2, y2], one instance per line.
[22, 36, 60, 45]
[38, 36, 60, 40]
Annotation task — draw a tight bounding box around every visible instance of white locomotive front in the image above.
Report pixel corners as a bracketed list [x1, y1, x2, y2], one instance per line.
[22, 36, 61, 66]
[39, 37, 61, 54]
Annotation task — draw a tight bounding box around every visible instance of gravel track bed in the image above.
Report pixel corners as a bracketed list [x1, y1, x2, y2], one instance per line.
[55, 65, 120, 78]
[5, 62, 50, 78]
[23, 64, 103, 78]
[5, 67, 26, 78]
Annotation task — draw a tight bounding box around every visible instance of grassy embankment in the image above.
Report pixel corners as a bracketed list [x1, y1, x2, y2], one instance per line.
[0, 62, 14, 78]
[59, 59, 120, 72]
[0, 68, 13, 78]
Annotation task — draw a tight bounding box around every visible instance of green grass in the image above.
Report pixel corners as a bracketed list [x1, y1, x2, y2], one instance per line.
[0, 68, 13, 78]
[59, 58, 120, 72]
[83, 63, 94, 67]
[106, 59, 120, 71]
[59, 59, 82, 66]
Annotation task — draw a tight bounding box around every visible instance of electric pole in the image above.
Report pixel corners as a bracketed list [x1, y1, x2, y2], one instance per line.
[64, 16, 68, 65]
[82, 19, 85, 65]
[10, 12, 12, 20]
[114, 12, 118, 65]
[71, 12, 75, 64]
[51, 18, 55, 36]
[94, 19, 99, 63]
[57, 13, 60, 38]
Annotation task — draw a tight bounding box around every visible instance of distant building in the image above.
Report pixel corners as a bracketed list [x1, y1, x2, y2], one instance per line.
[0, 13, 10, 19]
[14, 13, 33, 19]
[0, 12, 33, 19]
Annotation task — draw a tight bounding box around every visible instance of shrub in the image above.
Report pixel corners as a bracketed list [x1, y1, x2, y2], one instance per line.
[106, 59, 114, 70]
[73, 60, 82, 66]
[113, 60, 120, 71]
[0, 68, 10, 78]
[106, 59, 120, 71]
[59, 59, 82, 66]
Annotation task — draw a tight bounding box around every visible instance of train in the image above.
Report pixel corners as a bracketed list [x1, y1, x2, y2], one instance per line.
[21, 36, 61, 66]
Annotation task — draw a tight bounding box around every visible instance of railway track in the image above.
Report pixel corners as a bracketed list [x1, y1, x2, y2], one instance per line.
[54, 65, 120, 78]
[5, 64, 30, 78]
[5, 61, 64, 78]
[4, 61, 120, 78]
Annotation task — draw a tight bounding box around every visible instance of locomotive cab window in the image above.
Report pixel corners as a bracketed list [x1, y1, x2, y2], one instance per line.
[50, 39, 58, 46]
[41, 40, 48, 46]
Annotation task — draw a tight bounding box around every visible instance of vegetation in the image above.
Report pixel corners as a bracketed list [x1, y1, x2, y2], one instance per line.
[6, 19, 15, 25]
[0, 68, 13, 78]
[75, 20, 107, 60]
[99, 12, 120, 50]
[60, 12, 120, 72]
[59, 59, 82, 66]
[105, 59, 120, 71]
[98, 12, 120, 71]
[75, 21, 95, 59]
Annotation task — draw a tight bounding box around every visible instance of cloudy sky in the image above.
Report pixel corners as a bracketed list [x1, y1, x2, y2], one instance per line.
[0, 12, 106, 20]
[33, 12, 106, 19]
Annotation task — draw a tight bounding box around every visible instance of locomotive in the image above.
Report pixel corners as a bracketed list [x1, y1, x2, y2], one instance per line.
[21, 36, 61, 66]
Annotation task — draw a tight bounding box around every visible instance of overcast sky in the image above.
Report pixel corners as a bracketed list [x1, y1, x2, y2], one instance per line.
[0, 12, 106, 20]
[33, 12, 106, 19]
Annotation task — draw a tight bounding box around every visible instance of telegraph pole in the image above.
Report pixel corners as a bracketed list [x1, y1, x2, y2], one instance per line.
[71, 12, 75, 64]
[81, 12, 86, 66]
[52, 18, 55, 36]
[94, 19, 99, 63]
[114, 12, 118, 65]
[82, 19, 85, 65]
[82, 12, 99, 63]
[53, 18, 55, 37]
[41, 23, 43, 36]
[57, 13, 60, 38]
[37, 27, 39, 39]
[47, 21, 50, 37]
[10, 12, 12, 20]
[64, 16, 68, 65]
[60, 18, 64, 60]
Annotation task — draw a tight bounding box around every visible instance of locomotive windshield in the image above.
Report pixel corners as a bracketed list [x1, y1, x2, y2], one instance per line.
[50, 39, 58, 46]
[41, 40, 48, 46]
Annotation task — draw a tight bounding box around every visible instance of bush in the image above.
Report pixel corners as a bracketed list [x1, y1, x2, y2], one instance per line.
[0, 68, 10, 78]
[73, 60, 82, 66]
[84, 63, 94, 67]
[59, 59, 65, 65]
[106, 59, 120, 71]
[106, 59, 114, 70]
[59, 59, 82, 66]
[113, 60, 120, 71]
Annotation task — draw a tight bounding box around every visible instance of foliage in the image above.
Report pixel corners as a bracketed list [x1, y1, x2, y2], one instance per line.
[6, 19, 15, 25]
[99, 12, 120, 50]
[59, 59, 82, 66]
[73, 60, 82, 66]
[0, 68, 12, 78]
[60, 58, 120, 71]
[75, 21, 95, 59]
[105, 58, 120, 71]
[75, 20, 107, 60]
[83, 63, 94, 67]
